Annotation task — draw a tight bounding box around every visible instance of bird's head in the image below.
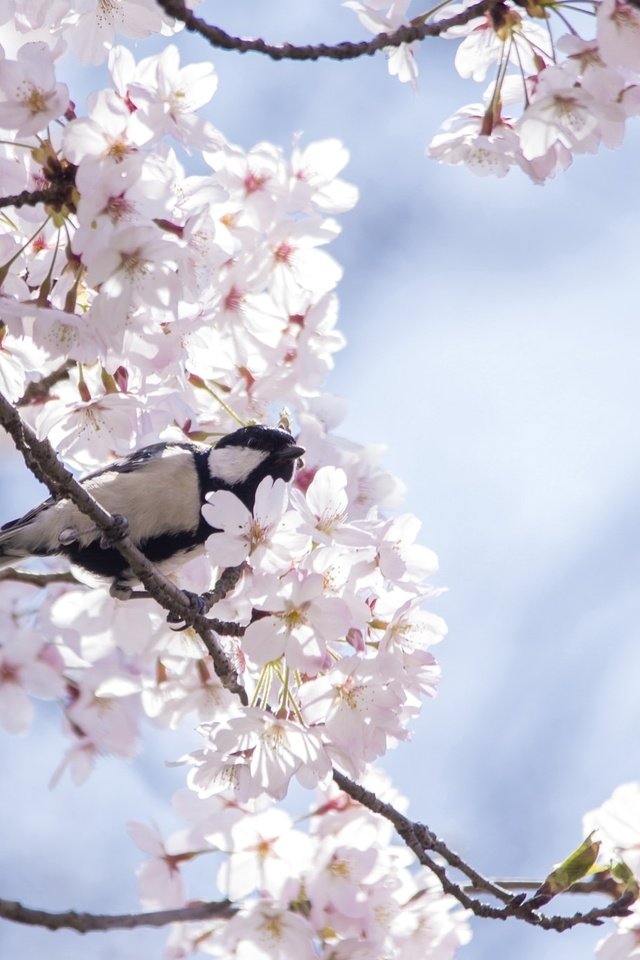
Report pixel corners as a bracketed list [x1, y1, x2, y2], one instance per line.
[206, 424, 305, 508]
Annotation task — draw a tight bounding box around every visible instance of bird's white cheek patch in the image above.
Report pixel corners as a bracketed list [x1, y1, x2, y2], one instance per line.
[207, 447, 269, 485]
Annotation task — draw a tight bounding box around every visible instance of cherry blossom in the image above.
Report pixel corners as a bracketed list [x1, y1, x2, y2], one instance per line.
[0, 42, 69, 136]
[141, 654, 237, 728]
[453, 9, 552, 83]
[219, 903, 319, 960]
[185, 709, 333, 801]
[0, 630, 65, 734]
[292, 464, 357, 544]
[203, 477, 310, 572]
[63, 89, 154, 164]
[127, 821, 189, 908]
[583, 784, 640, 959]
[63, 659, 141, 758]
[0, 44, 447, 937]
[426, 0, 640, 181]
[123, 43, 221, 149]
[344, 0, 419, 88]
[288, 138, 359, 214]
[518, 64, 625, 160]
[241, 570, 352, 671]
[34, 385, 144, 465]
[0, 323, 46, 401]
[216, 807, 313, 900]
[69, 0, 177, 66]
[427, 100, 523, 177]
[597, 0, 640, 72]
[300, 654, 409, 776]
[584, 782, 640, 880]
[377, 513, 440, 583]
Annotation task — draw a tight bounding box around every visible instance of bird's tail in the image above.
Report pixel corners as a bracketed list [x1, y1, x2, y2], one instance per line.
[0, 511, 51, 568]
[0, 525, 34, 568]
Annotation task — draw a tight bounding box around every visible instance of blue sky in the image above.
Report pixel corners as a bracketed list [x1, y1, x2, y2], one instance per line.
[2, 3, 640, 958]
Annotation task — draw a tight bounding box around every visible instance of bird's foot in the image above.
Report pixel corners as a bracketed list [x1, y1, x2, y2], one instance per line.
[166, 590, 209, 629]
[101, 514, 129, 548]
[109, 580, 148, 601]
[109, 580, 208, 631]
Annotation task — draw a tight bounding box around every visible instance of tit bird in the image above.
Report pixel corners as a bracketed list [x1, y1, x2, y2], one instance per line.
[0, 424, 304, 599]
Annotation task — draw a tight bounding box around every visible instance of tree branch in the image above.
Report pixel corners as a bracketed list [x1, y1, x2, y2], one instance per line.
[200, 562, 247, 614]
[331, 770, 635, 930]
[0, 567, 78, 587]
[0, 897, 235, 932]
[154, 0, 496, 62]
[0, 391, 247, 702]
[0, 186, 72, 211]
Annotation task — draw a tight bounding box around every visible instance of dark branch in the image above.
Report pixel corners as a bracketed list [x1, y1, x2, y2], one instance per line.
[0, 897, 235, 932]
[0, 159, 77, 212]
[332, 770, 635, 930]
[154, 0, 496, 61]
[0, 187, 69, 211]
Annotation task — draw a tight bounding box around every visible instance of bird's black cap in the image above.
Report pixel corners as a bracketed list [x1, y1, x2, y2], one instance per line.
[215, 425, 304, 459]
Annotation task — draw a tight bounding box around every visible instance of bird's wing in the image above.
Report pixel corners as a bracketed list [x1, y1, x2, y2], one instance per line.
[0, 444, 178, 536]
[80, 443, 205, 544]
[81, 442, 184, 480]
[0, 496, 55, 534]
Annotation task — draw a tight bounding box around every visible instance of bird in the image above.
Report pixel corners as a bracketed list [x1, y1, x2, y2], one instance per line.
[0, 424, 304, 602]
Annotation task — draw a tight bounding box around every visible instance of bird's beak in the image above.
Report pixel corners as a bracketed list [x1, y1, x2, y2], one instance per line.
[277, 444, 305, 461]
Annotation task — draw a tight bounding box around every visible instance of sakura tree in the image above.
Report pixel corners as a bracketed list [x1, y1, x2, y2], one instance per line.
[0, 2, 639, 960]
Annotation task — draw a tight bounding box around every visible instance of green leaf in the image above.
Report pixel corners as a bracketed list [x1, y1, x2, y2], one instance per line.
[527, 832, 601, 909]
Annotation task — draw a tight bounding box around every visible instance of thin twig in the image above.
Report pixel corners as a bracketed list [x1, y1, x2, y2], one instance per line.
[201, 563, 247, 613]
[331, 770, 635, 929]
[0, 567, 78, 587]
[18, 361, 74, 406]
[462, 877, 627, 898]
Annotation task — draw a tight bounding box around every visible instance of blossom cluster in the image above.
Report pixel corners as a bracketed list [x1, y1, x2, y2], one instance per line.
[346, 0, 640, 182]
[0, 5, 446, 785]
[129, 771, 471, 960]
[0, 6, 464, 957]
